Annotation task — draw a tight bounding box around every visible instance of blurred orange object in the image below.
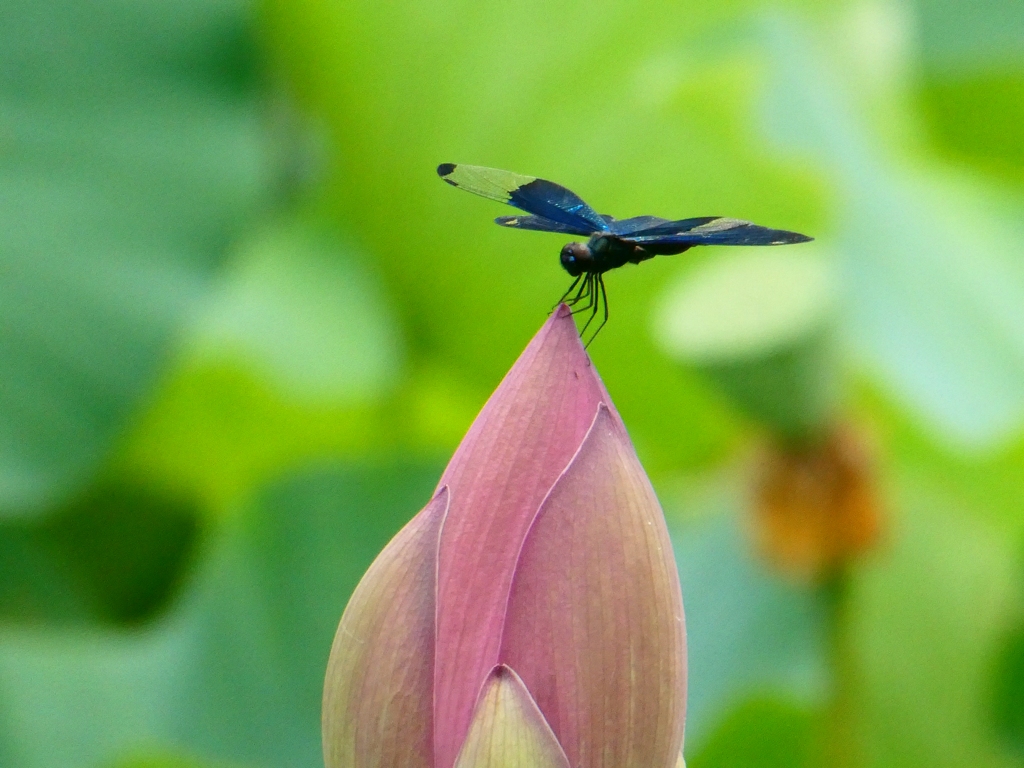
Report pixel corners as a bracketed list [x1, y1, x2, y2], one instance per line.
[751, 424, 881, 581]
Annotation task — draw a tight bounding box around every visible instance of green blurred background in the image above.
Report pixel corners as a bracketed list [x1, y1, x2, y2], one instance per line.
[2, 0, 1024, 766]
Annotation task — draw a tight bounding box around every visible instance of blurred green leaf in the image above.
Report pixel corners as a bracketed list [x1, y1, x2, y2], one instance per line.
[912, 0, 1024, 178]
[119, 364, 384, 508]
[919, 72, 1024, 180]
[687, 696, 815, 768]
[0, 525, 95, 624]
[666, 471, 826, 744]
[852, 486, 1017, 768]
[865, 384, 1024, 540]
[913, 0, 1024, 70]
[189, 221, 403, 402]
[0, 0, 276, 516]
[119, 220, 405, 507]
[155, 460, 442, 766]
[106, 749, 245, 768]
[0, 460, 440, 768]
[0, 626, 188, 768]
[761, 14, 1024, 448]
[0, 481, 200, 626]
[991, 622, 1024, 758]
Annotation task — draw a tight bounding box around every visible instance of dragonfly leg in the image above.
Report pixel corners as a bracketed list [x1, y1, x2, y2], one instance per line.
[553, 275, 582, 311]
[584, 275, 609, 348]
[573, 274, 592, 306]
[568, 274, 594, 314]
[579, 276, 601, 337]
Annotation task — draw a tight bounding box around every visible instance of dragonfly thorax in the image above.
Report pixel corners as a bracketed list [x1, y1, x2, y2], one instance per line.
[562, 234, 640, 276]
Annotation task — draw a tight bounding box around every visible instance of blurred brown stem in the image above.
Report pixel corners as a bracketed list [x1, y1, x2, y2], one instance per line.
[820, 567, 859, 768]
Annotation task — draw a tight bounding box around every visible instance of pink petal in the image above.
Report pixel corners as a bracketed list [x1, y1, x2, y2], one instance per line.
[433, 306, 612, 768]
[500, 406, 687, 768]
[322, 488, 448, 768]
[453, 665, 571, 768]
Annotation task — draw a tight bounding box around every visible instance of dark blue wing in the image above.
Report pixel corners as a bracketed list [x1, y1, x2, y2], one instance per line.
[438, 163, 610, 234]
[607, 215, 673, 235]
[617, 216, 722, 237]
[622, 216, 813, 246]
[495, 215, 595, 236]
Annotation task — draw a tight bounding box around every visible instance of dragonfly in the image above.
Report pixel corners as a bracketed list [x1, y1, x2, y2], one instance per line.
[437, 163, 813, 344]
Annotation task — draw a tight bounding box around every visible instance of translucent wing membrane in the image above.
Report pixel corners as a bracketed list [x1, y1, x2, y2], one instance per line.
[438, 163, 609, 234]
[437, 164, 537, 205]
[624, 216, 813, 246]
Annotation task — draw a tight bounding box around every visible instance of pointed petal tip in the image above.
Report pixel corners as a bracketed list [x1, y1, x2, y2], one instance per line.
[492, 663, 513, 680]
[454, 664, 570, 768]
[539, 303, 592, 366]
[435, 483, 451, 506]
[545, 304, 585, 344]
[588, 400, 631, 445]
[553, 303, 573, 319]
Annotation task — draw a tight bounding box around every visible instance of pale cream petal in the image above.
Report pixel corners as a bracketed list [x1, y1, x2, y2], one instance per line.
[453, 666, 570, 768]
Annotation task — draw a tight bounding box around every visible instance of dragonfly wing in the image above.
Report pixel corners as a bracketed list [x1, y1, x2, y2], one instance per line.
[607, 215, 672, 235]
[621, 216, 721, 237]
[495, 215, 595, 236]
[625, 217, 813, 246]
[438, 163, 609, 233]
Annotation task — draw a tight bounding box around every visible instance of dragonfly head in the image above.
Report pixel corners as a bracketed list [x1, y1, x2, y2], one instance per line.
[560, 242, 593, 276]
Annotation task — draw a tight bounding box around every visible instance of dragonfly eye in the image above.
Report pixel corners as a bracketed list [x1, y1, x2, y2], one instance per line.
[560, 242, 591, 276]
